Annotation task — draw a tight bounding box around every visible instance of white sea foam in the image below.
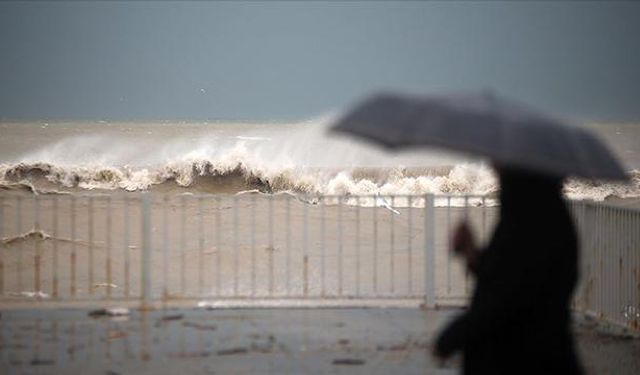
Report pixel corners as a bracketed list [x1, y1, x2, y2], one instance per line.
[0, 119, 638, 204]
[2, 158, 638, 205]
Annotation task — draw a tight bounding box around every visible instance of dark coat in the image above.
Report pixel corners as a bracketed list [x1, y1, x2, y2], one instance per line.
[435, 169, 583, 375]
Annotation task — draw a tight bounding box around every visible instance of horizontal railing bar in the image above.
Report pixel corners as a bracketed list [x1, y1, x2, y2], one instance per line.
[5, 191, 639, 213]
[0, 189, 638, 207]
[0, 191, 493, 201]
[0, 295, 427, 304]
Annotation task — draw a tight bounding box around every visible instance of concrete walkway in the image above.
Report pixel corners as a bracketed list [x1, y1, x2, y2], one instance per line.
[0, 308, 637, 374]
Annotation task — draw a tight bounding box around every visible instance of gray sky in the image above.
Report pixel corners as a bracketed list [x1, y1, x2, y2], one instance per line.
[1, 1, 639, 121]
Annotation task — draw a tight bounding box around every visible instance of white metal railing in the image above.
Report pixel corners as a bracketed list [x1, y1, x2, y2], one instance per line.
[568, 201, 640, 331]
[0, 192, 439, 307]
[431, 198, 640, 332]
[0, 192, 637, 331]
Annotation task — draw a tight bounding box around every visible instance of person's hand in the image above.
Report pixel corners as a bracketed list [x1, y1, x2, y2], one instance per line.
[432, 328, 456, 366]
[432, 342, 449, 359]
[432, 346, 448, 367]
[452, 221, 478, 272]
[452, 221, 474, 257]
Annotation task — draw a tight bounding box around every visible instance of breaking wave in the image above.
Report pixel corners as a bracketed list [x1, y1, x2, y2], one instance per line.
[1, 121, 638, 203]
[1, 159, 639, 203]
[0, 159, 495, 195]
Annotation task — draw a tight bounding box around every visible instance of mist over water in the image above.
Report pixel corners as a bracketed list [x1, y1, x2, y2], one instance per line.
[0, 120, 638, 204]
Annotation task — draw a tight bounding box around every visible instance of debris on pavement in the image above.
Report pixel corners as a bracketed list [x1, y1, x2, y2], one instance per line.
[160, 314, 184, 321]
[332, 358, 365, 366]
[183, 321, 217, 331]
[88, 307, 131, 318]
[30, 358, 55, 366]
[216, 347, 249, 356]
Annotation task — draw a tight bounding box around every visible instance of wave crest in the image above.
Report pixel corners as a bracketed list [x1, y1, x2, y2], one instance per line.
[2, 159, 639, 203]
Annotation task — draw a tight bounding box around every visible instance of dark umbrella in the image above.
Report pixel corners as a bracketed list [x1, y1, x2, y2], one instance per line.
[331, 91, 628, 181]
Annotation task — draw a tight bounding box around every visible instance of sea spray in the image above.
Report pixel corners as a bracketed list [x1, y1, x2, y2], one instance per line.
[2, 159, 639, 203]
[1, 120, 638, 201]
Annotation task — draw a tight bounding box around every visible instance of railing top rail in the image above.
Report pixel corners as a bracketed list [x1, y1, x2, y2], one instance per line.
[567, 198, 640, 214]
[0, 191, 489, 199]
[1, 190, 639, 214]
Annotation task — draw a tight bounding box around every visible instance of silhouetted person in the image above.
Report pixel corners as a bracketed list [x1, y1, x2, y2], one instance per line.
[434, 168, 583, 374]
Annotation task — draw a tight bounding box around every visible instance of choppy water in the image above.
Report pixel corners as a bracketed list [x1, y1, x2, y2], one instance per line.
[0, 120, 638, 202]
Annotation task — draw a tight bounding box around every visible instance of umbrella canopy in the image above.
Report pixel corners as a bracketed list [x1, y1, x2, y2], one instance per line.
[331, 91, 628, 181]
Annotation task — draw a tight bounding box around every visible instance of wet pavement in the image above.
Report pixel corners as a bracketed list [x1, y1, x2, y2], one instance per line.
[0, 307, 637, 374]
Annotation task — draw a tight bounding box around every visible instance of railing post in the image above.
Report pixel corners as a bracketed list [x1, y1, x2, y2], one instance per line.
[141, 193, 153, 310]
[424, 194, 436, 308]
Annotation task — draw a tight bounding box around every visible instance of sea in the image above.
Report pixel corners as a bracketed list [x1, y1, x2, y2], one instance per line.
[0, 119, 639, 205]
